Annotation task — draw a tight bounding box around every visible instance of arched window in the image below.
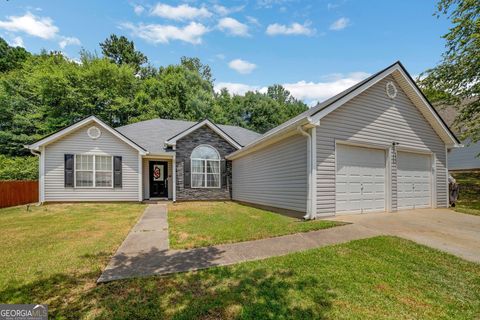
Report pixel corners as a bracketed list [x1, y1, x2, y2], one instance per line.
[191, 145, 221, 188]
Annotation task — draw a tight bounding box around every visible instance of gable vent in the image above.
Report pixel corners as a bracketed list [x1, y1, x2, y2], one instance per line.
[87, 126, 101, 139]
[386, 81, 398, 99]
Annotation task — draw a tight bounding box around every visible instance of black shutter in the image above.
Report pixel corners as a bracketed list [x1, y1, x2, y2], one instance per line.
[64, 154, 74, 187]
[114, 156, 122, 188]
[184, 161, 191, 188]
[221, 160, 227, 188]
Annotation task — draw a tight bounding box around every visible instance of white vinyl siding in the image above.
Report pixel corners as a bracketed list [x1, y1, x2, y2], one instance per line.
[44, 124, 140, 201]
[316, 75, 447, 216]
[232, 134, 307, 213]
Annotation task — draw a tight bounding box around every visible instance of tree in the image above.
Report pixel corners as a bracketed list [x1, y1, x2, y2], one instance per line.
[420, 0, 479, 142]
[180, 56, 214, 84]
[100, 34, 147, 73]
[0, 37, 30, 73]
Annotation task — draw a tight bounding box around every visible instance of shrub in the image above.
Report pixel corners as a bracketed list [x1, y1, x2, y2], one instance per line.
[0, 155, 38, 180]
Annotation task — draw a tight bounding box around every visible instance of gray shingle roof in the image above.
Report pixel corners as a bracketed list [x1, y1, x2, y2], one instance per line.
[115, 118, 261, 154]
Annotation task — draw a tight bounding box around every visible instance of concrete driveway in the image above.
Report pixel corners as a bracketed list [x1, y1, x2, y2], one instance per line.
[329, 208, 480, 263]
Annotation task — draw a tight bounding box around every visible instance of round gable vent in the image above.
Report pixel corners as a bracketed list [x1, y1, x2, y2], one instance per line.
[386, 81, 398, 99]
[87, 126, 101, 139]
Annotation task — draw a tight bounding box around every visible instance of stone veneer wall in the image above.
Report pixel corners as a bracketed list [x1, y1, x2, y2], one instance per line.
[175, 126, 236, 200]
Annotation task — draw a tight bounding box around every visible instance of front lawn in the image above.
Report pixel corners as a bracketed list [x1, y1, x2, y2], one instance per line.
[168, 201, 340, 249]
[451, 171, 480, 216]
[0, 203, 145, 308]
[2, 203, 479, 319]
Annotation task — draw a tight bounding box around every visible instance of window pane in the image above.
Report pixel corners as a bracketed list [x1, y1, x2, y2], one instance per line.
[192, 173, 204, 187]
[95, 155, 112, 171]
[191, 146, 219, 159]
[96, 172, 112, 187]
[191, 160, 204, 173]
[76, 155, 93, 170]
[207, 160, 220, 173]
[76, 171, 93, 187]
[207, 173, 220, 187]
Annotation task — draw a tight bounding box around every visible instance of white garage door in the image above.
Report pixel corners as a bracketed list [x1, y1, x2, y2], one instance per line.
[336, 144, 386, 214]
[397, 151, 431, 210]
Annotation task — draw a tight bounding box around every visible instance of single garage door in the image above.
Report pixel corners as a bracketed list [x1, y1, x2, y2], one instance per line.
[336, 144, 386, 214]
[397, 151, 431, 210]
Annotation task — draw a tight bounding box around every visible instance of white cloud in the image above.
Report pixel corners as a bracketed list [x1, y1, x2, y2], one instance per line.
[330, 17, 349, 30]
[246, 16, 261, 26]
[9, 36, 24, 47]
[228, 59, 257, 74]
[150, 3, 211, 21]
[266, 22, 314, 36]
[58, 36, 81, 49]
[217, 17, 249, 36]
[121, 21, 209, 44]
[214, 82, 261, 95]
[133, 5, 145, 15]
[214, 72, 370, 104]
[215, 53, 226, 60]
[213, 4, 244, 16]
[0, 12, 59, 39]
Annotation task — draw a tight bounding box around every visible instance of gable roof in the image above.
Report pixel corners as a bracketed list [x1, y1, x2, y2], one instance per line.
[165, 119, 242, 149]
[26, 115, 148, 154]
[227, 61, 460, 160]
[116, 118, 261, 154]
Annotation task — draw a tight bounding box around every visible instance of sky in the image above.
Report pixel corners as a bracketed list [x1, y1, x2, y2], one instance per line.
[0, 0, 451, 105]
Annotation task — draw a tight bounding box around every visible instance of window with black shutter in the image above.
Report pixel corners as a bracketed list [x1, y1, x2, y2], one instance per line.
[64, 154, 74, 187]
[113, 156, 122, 188]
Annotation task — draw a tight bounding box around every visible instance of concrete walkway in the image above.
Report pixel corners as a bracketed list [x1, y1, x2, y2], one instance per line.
[98, 206, 480, 283]
[97, 206, 380, 282]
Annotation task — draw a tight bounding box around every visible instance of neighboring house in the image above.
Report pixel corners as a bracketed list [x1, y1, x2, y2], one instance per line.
[27, 61, 460, 218]
[436, 106, 480, 171]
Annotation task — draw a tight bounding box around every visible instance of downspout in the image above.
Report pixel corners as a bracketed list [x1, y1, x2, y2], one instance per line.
[297, 125, 313, 220]
[29, 148, 43, 205]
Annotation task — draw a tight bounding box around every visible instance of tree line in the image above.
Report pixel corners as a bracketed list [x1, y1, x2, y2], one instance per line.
[0, 34, 308, 157]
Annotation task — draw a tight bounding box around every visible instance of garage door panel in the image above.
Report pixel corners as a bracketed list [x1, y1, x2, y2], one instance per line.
[397, 151, 431, 210]
[335, 144, 386, 214]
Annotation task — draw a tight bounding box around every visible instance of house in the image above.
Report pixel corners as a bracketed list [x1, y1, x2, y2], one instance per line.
[436, 106, 480, 171]
[448, 140, 480, 171]
[27, 61, 460, 218]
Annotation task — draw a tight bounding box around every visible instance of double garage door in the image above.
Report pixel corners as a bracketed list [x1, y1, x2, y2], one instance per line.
[335, 144, 431, 214]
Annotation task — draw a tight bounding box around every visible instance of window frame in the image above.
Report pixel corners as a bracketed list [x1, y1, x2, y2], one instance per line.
[190, 145, 221, 189]
[73, 154, 114, 189]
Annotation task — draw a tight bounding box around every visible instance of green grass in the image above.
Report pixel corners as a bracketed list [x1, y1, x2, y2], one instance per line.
[168, 201, 341, 249]
[451, 171, 480, 216]
[1, 203, 479, 319]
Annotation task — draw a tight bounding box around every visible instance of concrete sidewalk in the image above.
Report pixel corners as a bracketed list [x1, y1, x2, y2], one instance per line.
[97, 206, 380, 282]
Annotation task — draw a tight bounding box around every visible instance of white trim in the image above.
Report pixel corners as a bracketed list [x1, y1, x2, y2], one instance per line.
[386, 146, 392, 212]
[165, 119, 242, 150]
[446, 145, 450, 207]
[27, 116, 147, 155]
[138, 154, 143, 201]
[311, 126, 317, 218]
[432, 153, 437, 208]
[173, 154, 176, 202]
[39, 146, 45, 203]
[297, 125, 312, 219]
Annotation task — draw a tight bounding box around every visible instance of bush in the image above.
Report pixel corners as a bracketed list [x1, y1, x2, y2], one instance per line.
[0, 155, 38, 180]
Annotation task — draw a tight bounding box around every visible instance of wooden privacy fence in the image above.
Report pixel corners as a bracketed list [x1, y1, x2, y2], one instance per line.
[0, 180, 38, 208]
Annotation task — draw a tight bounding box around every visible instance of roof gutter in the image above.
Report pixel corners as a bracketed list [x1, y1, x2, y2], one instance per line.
[226, 117, 311, 160]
